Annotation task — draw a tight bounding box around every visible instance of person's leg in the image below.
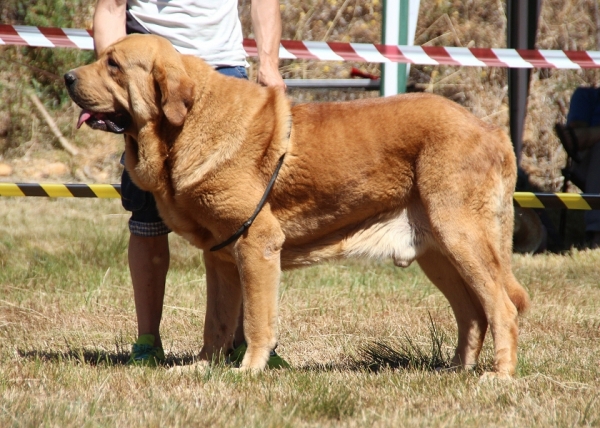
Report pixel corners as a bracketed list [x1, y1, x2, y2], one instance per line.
[121, 161, 170, 364]
[122, 11, 170, 362]
[129, 233, 169, 349]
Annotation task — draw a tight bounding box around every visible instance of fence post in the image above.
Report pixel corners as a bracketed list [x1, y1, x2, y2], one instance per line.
[381, 0, 420, 96]
[507, 0, 541, 168]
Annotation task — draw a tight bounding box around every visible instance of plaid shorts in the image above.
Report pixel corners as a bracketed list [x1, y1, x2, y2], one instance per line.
[120, 160, 171, 237]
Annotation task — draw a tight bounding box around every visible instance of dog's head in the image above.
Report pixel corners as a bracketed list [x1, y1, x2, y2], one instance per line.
[64, 34, 195, 136]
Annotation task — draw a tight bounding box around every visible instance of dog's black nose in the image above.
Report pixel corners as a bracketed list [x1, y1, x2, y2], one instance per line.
[64, 72, 77, 87]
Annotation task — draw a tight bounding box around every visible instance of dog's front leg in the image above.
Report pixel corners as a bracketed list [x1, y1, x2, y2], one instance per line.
[234, 213, 284, 371]
[199, 251, 243, 363]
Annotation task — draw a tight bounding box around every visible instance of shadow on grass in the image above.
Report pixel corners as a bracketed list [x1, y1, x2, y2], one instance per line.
[17, 348, 199, 367]
[347, 339, 450, 373]
[298, 315, 471, 374]
[17, 343, 453, 373]
[17, 316, 475, 373]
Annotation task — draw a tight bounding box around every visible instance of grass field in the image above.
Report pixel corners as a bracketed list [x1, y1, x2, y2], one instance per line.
[0, 198, 599, 427]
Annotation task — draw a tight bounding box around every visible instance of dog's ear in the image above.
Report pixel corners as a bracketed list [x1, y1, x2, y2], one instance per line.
[153, 59, 195, 126]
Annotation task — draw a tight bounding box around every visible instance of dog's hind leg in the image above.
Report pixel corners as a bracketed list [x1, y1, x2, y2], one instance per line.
[417, 135, 524, 377]
[200, 252, 244, 363]
[417, 249, 488, 370]
[428, 211, 520, 378]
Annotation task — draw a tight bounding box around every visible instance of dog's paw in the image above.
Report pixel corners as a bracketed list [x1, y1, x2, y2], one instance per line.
[479, 371, 514, 383]
[230, 366, 263, 375]
[436, 362, 478, 373]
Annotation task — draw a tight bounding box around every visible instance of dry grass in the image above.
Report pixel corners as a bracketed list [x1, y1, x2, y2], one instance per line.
[1, 198, 599, 427]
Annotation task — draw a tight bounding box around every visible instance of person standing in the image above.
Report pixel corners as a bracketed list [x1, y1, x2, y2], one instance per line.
[555, 86, 600, 248]
[91, 0, 289, 367]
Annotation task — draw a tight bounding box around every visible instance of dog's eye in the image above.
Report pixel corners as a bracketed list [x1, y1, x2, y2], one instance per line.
[107, 57, 120, 71]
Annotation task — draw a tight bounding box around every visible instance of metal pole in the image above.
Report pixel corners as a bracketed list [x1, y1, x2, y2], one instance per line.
[507, 0, 541, 171]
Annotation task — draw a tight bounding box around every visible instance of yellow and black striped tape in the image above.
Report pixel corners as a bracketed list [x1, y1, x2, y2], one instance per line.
[513, 192, 600, 210]
[0, 183, 121, 198]
[1, 184, 600, 210]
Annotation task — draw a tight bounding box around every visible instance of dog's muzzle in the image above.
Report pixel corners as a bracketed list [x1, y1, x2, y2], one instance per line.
[64, 71, 129, 134]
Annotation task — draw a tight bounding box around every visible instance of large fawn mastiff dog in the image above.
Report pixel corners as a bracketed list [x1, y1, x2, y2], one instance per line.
[65, 34, 529, 378]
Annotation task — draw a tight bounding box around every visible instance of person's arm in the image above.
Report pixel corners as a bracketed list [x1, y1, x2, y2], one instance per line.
[250, 0, 285, 90]
[93, 0, 127, 56]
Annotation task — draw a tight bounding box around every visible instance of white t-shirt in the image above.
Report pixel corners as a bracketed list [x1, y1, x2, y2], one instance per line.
[127, 0, 247, 66]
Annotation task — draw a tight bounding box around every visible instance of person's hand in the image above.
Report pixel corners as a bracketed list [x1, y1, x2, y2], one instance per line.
[257, 61, 286, 92]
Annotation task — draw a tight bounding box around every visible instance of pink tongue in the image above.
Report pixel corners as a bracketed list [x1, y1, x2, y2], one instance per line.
[77, 110, 93, 129]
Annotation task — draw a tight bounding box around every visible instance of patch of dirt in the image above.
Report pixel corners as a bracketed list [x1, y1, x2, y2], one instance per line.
[0, 126, 123, 184]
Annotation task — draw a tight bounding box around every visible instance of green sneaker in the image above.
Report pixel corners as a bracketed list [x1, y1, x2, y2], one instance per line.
[128, 334, 165, 367]
[228, 342, 291, 369]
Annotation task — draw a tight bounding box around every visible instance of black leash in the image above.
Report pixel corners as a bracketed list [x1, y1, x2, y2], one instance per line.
[210, 153, 286, 252]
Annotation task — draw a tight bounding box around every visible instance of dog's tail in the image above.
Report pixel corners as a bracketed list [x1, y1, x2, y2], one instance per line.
[506, 275, 530, 314]
[495, 128, 531, 315]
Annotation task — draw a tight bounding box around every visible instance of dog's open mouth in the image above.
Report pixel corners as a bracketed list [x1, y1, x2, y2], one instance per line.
[77, 109, 130, 134]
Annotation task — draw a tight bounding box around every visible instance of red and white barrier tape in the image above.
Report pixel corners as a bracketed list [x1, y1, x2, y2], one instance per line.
[2, 24, 600, 69]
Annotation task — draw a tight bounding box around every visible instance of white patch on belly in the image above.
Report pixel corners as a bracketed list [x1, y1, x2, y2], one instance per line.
[180, 232, 197, 246]
[340, 204, 434, 267]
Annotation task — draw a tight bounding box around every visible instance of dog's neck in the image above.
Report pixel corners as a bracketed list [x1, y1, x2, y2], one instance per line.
[169, 64, 291, 192]
[126, 58, 291, 203]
